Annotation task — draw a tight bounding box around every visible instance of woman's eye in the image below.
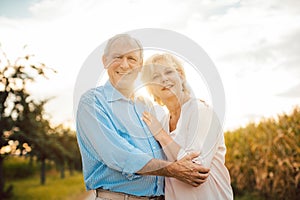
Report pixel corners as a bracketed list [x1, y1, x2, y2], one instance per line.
[165, 70, 173, 74]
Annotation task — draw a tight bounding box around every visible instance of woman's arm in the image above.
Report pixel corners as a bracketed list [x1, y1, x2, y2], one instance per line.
[143, 100, 223, 167]
[142, 111, 181, 161]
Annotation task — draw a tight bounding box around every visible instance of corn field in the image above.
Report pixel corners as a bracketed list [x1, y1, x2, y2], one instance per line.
[225, 107, 300, 200]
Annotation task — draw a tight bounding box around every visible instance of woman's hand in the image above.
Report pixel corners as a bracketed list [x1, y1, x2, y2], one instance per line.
[143, 111, 182, 161]
[142, 111, 165, 140]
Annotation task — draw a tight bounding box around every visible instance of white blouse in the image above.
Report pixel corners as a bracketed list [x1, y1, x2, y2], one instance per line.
[161, 98, 233, 200]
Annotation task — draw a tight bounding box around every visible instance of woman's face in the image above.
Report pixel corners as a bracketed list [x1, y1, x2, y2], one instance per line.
[148, 61, 184, 102]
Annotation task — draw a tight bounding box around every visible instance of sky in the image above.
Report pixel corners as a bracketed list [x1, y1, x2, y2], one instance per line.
[0, 0, 299, 131]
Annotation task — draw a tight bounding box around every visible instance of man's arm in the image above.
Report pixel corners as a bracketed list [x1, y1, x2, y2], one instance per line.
[77, 91, 209, 186]
[77, 91, 153, 175]
[137, 152, 210, 187]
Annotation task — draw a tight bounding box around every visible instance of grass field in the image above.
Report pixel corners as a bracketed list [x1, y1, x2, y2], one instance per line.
[4, 157, 264, 200]
[7, 172, 264, 200]
[8, 171, 89, 200]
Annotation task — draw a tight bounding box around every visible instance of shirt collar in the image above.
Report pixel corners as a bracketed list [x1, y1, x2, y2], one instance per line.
[103, 80, 129, 102]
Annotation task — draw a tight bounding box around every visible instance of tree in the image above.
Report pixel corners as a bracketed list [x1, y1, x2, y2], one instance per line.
[50, 125, 70, 179]
[65, 129, 82, 175]
[30, 104, 55, 185]
[52, 125, 81, 177]
[13, 99, 54, 185]
[0, 47, 54, 195]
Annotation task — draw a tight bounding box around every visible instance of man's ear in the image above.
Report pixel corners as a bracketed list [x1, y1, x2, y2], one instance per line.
[138, 59, 143, 72]
[102, 55, 109, 69]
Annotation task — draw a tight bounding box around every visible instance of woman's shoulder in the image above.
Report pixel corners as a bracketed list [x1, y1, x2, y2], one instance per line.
[186, 98, 210, 110]
[184, 98, 214, 121]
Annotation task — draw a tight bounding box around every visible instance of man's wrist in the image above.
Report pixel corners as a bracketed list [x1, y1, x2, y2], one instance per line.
[137, 158, 173, 176]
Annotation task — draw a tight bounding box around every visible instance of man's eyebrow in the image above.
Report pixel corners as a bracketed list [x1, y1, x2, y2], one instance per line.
[111, 53, 121, 57]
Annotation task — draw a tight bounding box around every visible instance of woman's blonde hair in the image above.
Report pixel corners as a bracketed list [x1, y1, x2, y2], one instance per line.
[141, 53, 190, 105]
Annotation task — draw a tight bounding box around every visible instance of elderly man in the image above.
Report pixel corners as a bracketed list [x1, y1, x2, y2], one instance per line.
[76, 33, 209, 200]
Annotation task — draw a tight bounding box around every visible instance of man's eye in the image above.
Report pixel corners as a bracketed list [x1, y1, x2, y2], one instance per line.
[152, 75, 159, 80]
[114, 56, 122, 59]
[129, 57, 137, 61]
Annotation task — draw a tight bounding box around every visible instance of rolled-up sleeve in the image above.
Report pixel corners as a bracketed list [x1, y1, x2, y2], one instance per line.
[76, 92, 153, 177]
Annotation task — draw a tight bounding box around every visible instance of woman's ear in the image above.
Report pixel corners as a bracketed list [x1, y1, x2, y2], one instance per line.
[177, 68, 185, 81]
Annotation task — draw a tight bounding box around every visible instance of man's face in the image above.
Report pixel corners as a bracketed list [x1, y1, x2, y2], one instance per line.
[103, 39, 142, 90]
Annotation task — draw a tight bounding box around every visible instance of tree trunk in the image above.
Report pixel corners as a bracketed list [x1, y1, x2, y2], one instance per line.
[0, 156, 4, 196]
[40, 158, 46, 185]
[29, 154, 34, 167]
[69, 161, 74, 176]
[60, 164, 65, 179]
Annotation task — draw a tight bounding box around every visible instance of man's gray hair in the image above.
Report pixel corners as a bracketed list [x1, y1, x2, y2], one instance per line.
[103, 34, 143, 58]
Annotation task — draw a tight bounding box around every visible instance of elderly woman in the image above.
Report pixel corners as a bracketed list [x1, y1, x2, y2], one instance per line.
[141, 53, 233, 200]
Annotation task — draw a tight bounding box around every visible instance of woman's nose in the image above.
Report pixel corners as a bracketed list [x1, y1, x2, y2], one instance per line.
[161, 75, 169, 83]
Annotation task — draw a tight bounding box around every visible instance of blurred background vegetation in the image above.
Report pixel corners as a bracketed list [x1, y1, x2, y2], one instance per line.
[0, 47, 83, 199]
[0, 47, 299, 199]
[225, 107, 300, 200]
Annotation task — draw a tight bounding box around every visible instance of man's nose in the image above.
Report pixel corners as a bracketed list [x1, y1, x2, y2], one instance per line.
[120, 58, 130, 69]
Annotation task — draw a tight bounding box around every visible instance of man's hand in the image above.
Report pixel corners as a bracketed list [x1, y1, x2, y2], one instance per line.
[137, 153, 209, 186]
[166, 152, 210, 187]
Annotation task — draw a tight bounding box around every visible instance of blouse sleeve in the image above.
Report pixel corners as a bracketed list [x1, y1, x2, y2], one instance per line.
[176, 100, 223, 168]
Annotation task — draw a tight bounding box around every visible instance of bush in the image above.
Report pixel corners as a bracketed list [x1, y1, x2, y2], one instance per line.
[4, 156, 37, 180]
[225, 107, 300, 200]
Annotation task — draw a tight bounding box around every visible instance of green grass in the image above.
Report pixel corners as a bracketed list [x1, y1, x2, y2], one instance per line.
[8, 171, 88, 200]
[5, 157, 264, 200]
[4, 156, 37, 179]
[8, 172, 265, 200]
[235, 192, 265, 200]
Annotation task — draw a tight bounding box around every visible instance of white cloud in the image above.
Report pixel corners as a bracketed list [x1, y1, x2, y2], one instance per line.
[0, 0, 299, 129]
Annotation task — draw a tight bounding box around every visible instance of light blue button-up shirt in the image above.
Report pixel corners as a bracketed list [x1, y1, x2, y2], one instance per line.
[76, 81, 165, 196]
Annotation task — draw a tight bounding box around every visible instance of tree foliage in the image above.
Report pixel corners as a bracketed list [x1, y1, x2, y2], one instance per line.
[0, 47, 81, 197]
